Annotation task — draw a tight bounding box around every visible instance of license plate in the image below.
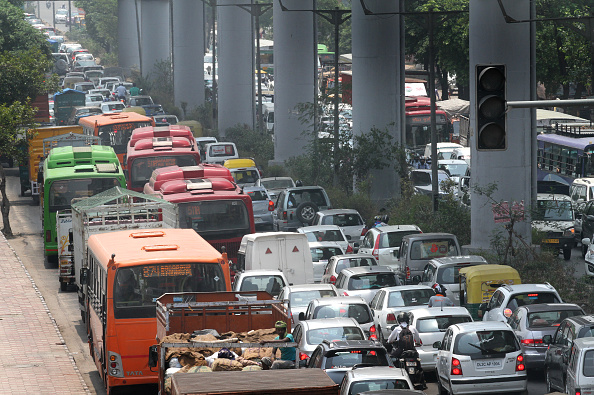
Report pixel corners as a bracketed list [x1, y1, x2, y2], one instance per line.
[475, 360, 502, 369]
[406, 362, 417, 367]
[543, 238, 559, 244]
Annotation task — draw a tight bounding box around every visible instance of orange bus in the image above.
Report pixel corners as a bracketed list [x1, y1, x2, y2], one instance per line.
[83, 228, 231, 394]
[79, 112, 155, 170]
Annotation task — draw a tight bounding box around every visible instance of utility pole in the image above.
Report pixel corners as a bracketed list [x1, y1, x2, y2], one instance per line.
[199, 0, 219, 131]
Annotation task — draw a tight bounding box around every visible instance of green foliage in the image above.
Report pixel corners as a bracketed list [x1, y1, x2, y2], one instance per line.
[325, 184, 378, 224]
[0, 49, 57, 105]
[0, 100, 36, 166]
[224, 124, 274, 173]
[6, 0, 23, 7]
[130, 59, 179, 115]
[316, 0, 352, 55]
[186, 102, 215, 131]
[0, 0, 51, 55]
[72, 0, 118, 66]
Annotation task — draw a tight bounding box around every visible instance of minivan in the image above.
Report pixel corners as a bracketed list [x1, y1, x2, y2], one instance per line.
[203, 142, 239, 165]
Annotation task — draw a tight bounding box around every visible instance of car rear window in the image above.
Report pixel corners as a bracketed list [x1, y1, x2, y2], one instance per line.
[527, 310, 583, 328]
[335, 257, 376, 274]
[288, 189, 328, 208]
[306, 326, 364, 345]
[583, 350, 594, 377]
[324, 349, 390, 369]
[246, 190, 268, 201]
[416, 315, 472, 333]
[387, 289, 433, 307]
[311, 247, 343, 262]
[453, 330, 519, 357]
[379, 230, 421, 248]
[506, 292, 561, 311]
[409, 239, 459, 260]
[289, 290, 337, 307]
[348, 379, 410, 394]
[437, 264, 482, 284]
[348, 273, 399, 290]
[305, 230, 345, 243]
[578, 326, 594, 338]
[321, 213, 362, 227]
[313, 303, 372, 324]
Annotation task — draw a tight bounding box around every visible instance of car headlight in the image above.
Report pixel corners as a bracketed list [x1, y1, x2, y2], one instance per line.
[563, 227, 575, 237]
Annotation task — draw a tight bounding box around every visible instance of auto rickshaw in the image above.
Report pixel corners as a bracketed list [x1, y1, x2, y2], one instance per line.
[177, 120, 203, 137]
[458, 264, 521, 320]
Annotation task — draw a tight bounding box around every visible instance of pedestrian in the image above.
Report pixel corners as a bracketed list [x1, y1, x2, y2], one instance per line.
[260, 321, 296, 369]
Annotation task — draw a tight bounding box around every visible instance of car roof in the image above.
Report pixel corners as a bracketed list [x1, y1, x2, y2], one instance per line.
[437, 159, 468, 165]
[412, 169, 449, 175]
[409, 306, 473, 319]
[332, 254, 376, 260]
[283, 284, 337, 292]
[308, 241, 345, 249]
[286, 186, 325, 192]
[261, 176, 293, 181]
[316, 209, 360, 215]
[370, 225, 421, 233]
[536, 193, 571, 202]
[520, 303, 583, 313]
[499, 283, 557, 294]
[573, 337, 594, 349]
[341, 266, 395, 275]
[311, 296, 368, 306]
[347, 366, 409, 380]
[300, 317, 360, 330]
[451, 321, 511, 333]
[298, 225, 343, 232]
[565, 314, 594, 326]
[379, 285, 433, 293]
[318, 339, 384, 351]
[428, 255, 488, 266]
[402, 233, 457, 241]
[238, 270, 285, 276]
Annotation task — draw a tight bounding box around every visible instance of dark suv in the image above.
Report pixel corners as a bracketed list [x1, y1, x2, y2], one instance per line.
[272, 186, 331, 231]
[544, 314, 594, 393]
[306, 339, 393, 384]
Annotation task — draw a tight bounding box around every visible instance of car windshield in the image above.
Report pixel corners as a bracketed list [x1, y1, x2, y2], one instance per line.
[348, 273, 399, 290]
[313, 303, 371, 324]
[324, 349, 390, 369]
[304, 230, 345, 243]
[506, 292, 561, 312]
[348, 379, 410, 394]
[311, 247, 343, 262]
[238, 275, 285, 297]
[440, 163, 468, 177]
[535, 200, 573, 221]
[387, 289, 433, 307]
[527, 309, 583, 328]
[453, 330, 520, 357]
[306, 326, 363, 345]
[289, 290, 336, 307]
[379, 230, 421, 248]
[335, 257, 376, 274]
[416, 315, 472, 333]
[409, 239, 459, 260]
[262, 179, 293, 189]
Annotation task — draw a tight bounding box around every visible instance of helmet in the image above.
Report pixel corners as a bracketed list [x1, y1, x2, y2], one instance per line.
[397, 312, 410, 324]
[433, 283, 447, 295]
[374, 215, 381, 222]
[381, 215, 389, 223]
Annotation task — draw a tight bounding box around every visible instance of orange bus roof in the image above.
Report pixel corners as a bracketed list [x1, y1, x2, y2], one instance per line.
[87, 228, 222, 267]
[79, 112, 153, 126]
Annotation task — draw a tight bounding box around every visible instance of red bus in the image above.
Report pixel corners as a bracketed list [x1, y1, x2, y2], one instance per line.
[405, 96, 453, 156]
[126, 126, 201, 192]
[83, 228, 231, 394]
[145, 172, 255, 264]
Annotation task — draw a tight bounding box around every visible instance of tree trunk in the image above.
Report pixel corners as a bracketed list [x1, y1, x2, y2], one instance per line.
[0, 165, 12, 237]
[440, 66, 449, 101]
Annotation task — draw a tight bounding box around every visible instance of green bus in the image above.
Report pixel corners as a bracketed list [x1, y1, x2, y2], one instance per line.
[41, 145, 126, 258]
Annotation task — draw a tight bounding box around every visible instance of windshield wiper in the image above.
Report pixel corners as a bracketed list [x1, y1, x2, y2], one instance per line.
[468, 343, 490, 353]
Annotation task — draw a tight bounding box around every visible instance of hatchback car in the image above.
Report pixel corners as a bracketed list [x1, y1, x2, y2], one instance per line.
[434, 321, 527, 395]
[311, 209, 367, 249]
[480, 283, 562, 322]
[277, 283, 338, 325]
[100, 102, 125, 114]
[302, 296, 377, 340]
[410, 169, 451, 196]
[85, 93, 104, 108]
[369, 285, 435, 344]
[128, 95, 153, 107]
[336, 266, 402, 304]
[232, 270, 288, 298]
[359, 225, 422, 270]
[307, 340, 393, 384]
[243, 186, 274, 230]
[321, 254, 377, 286]
[310, 242, 345, 283]
[298, 225, 352, 253]
[292, 317, 366, 358]
[564, 337, 594, 395]
[508, 303, 584, 370]
[340, 366, 413, 395]
[544, 314, 594, 393]
[273, 186, 332, 231]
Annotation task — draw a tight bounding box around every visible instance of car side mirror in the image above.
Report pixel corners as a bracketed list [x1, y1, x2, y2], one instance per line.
[299, 312, 305, 321]
[542, 335, 552, 345]
[412, 275, 421, 284]
[583, 238, 591, 246]
[148, 345, 158, 368]
[433, 341, 441, 349]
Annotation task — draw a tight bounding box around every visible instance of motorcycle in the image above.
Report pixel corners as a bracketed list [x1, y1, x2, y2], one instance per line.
[394, 350, 427, 391]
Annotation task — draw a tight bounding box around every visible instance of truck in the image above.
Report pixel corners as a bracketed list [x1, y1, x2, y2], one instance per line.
[149, 291, 318, 395]
[53, 89, 86, 126]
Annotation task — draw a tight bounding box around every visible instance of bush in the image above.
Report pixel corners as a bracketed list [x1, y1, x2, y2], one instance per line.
[224, 124, 274, 173]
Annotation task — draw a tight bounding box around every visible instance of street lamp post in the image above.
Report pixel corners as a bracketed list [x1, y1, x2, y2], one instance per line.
[198, 0, 219, 130]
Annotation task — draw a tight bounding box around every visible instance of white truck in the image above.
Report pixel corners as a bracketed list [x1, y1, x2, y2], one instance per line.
[236, 232, 314, 286]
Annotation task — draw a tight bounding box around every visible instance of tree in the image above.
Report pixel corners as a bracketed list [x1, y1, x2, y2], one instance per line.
[0, 49, 55, 105]
[71, 0, 118, 65]
[0, 0, 52, 55]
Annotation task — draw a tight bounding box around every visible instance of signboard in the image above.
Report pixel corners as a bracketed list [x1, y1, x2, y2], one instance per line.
[142, 264, 192, 278]
[407, 114, 447, 124]
[211, 144, 235, 155]
[405, 82, 427, 97]
[147, 157, 178, 168]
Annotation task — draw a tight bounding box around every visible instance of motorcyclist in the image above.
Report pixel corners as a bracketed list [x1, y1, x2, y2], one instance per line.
[428, 283, 455, 307]
[115, 83, 127, 104]
[387, 312, 427, 390]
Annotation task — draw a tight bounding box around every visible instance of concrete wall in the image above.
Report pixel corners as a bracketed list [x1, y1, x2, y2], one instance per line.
[118, 0, 140, 71]
[140, 0, 170, 77]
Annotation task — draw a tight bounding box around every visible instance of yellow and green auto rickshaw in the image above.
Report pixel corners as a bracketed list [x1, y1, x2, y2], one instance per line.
[459, 264, 521, 320]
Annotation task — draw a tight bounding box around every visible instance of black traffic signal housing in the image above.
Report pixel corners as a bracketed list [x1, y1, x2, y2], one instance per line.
[476, 64, 506, 150]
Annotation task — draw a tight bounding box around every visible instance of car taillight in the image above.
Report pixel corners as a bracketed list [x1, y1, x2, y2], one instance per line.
[343, 291, 349, 296]
[563, 228, 575, 237]
[361, 227, 368, 236]
[451, 358, 462, 375]
[521, 339, 543, 346]
[299, 353, 309, 361]
[576, 389, 582, 395]
[516, 354, 525, 371]
[386, 313, 396, 324]
[372, 235, 380, 260]
[346, 244, 353, 253]
[369, 325, 377, 339]
[282, 211, 287, 220]
[46, 230, 52, 242]
[329, 275, 337, 285]
[406, 266, 411, 280]
[268, 200, 275, 211]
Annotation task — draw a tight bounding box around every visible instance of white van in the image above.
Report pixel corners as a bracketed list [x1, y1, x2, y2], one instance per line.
[565, 337, 594, 395]
[570, 178, 594, 205]
[262, 102, 274, 132]
[237, 232, 314, 286]
[204, 142, 239, 165]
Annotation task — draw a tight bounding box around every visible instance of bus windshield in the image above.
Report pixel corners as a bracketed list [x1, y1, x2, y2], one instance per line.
[98, 121, 152, 154]
[130, 155, 198, 188]
[113, 263, 226, 319]
[406, 118, 450, 154]
[179, 200, 250, 241]
[49, 178, 121, 211]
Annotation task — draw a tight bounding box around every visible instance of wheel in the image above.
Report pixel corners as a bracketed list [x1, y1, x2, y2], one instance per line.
[563, 247, 572, 260]
[546, 367, 553, 393]
[60, 281, 68, 292]
[296, 201, 319, 225]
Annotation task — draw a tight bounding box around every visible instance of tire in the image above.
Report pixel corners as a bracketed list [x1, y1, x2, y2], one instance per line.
[563, 247, 571, 261]
[296, 201, 318, 225]
[436, 371, 448, 395]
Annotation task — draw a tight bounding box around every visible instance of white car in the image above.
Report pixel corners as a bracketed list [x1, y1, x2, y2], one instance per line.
[100, 102, 125, 114]
[309, 241, 345, 283]
[55, 9, 69, 23]
[479, 283, 562, 322]
[358, 224, 422, 270]
[298, 225, 352, 253]
[85, 93, 104, 108]
[232, 270, 288, 299]
[292, 317, 365, 358]
[340, 366, 413, 394]
[276, 283, 338, 325]
[368, 285, 434, 343]
[565, 338, 594, 395]
[311, 209, 366, 249]
[434, 321, 527, 395]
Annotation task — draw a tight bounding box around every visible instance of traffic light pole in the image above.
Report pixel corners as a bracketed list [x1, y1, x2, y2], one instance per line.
[506, 99, 594, 109]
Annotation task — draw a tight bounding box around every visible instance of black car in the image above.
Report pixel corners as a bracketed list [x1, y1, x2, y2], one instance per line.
[544, 314, 594, 393]
[306, 339, 393, 384]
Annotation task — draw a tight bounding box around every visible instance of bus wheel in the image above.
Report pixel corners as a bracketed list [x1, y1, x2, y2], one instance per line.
[563, 248, 571, 261]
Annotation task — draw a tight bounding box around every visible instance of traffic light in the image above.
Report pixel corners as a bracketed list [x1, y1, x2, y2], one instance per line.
[476, 64, 506, 150]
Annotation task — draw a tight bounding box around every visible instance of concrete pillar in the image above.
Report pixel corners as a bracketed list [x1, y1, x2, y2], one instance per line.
[140, 0, 170, 77]
[217, 0, 253, 136]
[469, 0, 532, 249]
[172, 0, 204, 112]
[351, 0, 403, 204]
[272, 0, 315, 164]
[118, 0, 140, 71]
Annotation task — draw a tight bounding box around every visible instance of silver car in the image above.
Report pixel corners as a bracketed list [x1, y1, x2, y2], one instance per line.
[309, 241, 345, 283]
[312, 209, 366, 249]
[292, 317, 366, 357]
[243, 186, 274, 229]
[302, 296, 377, 340]
[298, 225, 352, 253]
[335, 266, 401, 304]
[320, 254, 377, 285]
[359, 225, 422, 270]
[277, 284, 338, 325]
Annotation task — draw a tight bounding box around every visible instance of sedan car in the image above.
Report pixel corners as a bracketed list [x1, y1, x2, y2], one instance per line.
[335, 266, 401, 304]
[369, 285, 434, 343]
[508, 303, 584, 370]
[298, 225, 352, 253]
[243, 186, 274, 230]
[310, 241, 345, 283]
[277, 283, 338, 325]
[358, 225, 422, 270]
[340, 366, 413, 395]
[312, 209, 367, 249]
[302, 296, 377, 340]
[321, 254, 377, 285]
[292, 317, 366, 358]
[434, 321, 527, 395]
[307, 340, 393, 385]
[85, 93, 104, 108]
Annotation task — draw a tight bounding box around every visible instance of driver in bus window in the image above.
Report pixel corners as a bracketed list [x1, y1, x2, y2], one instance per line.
[115, 269, 141, 303]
